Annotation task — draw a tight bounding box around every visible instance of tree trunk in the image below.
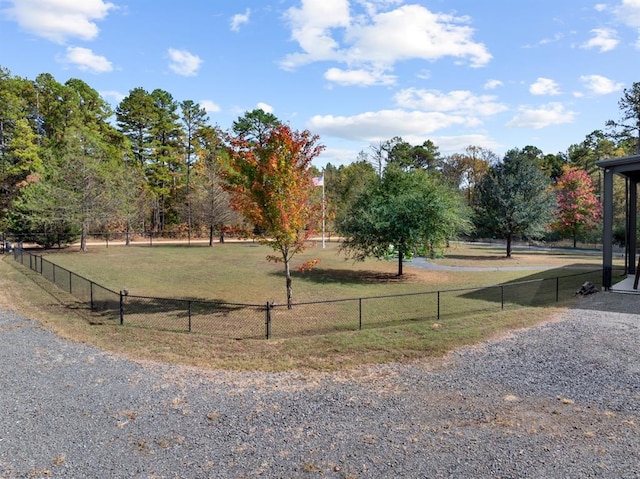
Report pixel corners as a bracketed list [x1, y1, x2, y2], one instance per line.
[80, 222, 88, 252]
[397, 250, 404, 276]
[506, 235, 512, 258]
[285, 260, 293, 309]
[125, 223, 131, 246]
[208, 224, 214, 247]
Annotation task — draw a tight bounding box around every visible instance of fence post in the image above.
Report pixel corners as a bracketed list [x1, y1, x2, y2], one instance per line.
[436, 291, 440, 320]
[69, 270, 73, 294]
[501, 285, 505, 310]
[188, 301, 192, 333]
[265, 301, 272, 339]
[90, 282, 94, 310]
[555, 276, 559, 302]
[119, 291, 124, 325]
[358, 298, 362, 330]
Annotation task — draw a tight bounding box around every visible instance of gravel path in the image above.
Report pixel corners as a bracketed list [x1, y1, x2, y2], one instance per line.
[1, 293, 639, 478]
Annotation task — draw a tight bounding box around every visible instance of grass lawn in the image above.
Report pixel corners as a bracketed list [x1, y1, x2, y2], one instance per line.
[37, 240, 605, 303]
[0, 240, 616, 371]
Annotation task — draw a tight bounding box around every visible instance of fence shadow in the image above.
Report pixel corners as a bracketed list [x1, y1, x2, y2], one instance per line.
[461, 265, 605, 307]
[10, 248, 612, 340]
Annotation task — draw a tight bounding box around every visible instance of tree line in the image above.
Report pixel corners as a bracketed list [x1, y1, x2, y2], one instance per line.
[1, 66, 638, 264]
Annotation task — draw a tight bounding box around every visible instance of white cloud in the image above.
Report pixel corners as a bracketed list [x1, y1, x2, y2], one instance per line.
[484, 79, 503, 90]
[529, 77, 561, 96]
[308, 85, 508, 147]
[614, 0, 640, 28]
[61, 46, 112, 73]
[394, 88, 507, 117]
[345, 5, 491, 67]
[416, 69, 431, 80]
[281, 1, 491, 86]
[324, 67, 396, 86]
[281, 0, 351, 68]
[308, 109, 471, 143]
[100, 90, 125, 103]
[536, 33, 564, 47]
[316, 145, 362, 167]
[257, 102, 274, 113]
[506, 102, 576, 129]
[432, 134, 502, 154]
[2, 0, 114, 43]
[356, 0, 405, 17]
[200, 100, 221, 113]
[167, 48, 203, 76]
[230, 8, 250, 32]
[579, 74, 624, 95]
[581, 28, 619, 52]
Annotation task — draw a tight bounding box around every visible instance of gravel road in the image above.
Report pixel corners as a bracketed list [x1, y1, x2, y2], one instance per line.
[1, 292, 639, 478]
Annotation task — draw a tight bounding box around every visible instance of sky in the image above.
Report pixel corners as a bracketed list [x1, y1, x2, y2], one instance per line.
[0, 0, 639, 168]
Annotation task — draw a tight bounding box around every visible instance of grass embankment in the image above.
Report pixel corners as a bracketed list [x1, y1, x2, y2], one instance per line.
[0, 241, 609, 371]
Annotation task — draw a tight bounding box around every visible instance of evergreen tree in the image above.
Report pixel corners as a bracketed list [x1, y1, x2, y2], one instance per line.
[606, 82, 640, 154]
[231, 109, 281, 147]
[180, 100, 208, 242]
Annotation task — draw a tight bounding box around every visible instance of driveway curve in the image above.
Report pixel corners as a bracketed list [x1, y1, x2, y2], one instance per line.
[1, 293, 638, 478]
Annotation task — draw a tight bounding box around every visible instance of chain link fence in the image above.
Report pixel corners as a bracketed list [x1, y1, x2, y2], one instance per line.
[10, 247, 605, 339]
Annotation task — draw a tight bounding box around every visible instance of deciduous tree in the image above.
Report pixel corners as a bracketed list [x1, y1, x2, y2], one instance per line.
[189, 125, 239, 246]
[552, 165, 602, 248]
[475, 148, 555, 257]
[441, 145, 496, 206]
[338, 166, 471, 276]
[220, 123, 324, 307]
[325, 160, 378, 232]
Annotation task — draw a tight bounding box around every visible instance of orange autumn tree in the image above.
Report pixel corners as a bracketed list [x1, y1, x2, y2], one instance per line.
[219, 124, 324, 307]
[552, 165, 602, 248]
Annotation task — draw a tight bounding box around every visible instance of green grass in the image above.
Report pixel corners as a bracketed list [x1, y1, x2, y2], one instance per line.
[0, 241, 615, 371]
[39, 241, 604, 303]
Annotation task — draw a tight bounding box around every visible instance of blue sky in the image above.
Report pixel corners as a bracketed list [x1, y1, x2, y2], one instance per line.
[1, 0, 639, 168]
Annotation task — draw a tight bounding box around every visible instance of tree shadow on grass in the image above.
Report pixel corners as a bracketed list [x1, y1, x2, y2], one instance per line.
[283, 267, 415, 285]
[442, 254, 510, 262]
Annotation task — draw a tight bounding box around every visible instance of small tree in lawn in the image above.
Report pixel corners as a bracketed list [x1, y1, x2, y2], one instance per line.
[219, 124, 324, 307]
[338, 166, 472, 276]
[552, 165, 601, 248]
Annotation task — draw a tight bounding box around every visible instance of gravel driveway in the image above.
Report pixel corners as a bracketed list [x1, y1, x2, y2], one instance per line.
[1, 292, 638, 478]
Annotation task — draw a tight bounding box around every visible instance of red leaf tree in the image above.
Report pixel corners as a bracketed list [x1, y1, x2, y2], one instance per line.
[552, 165, 602, 247]
[219, 124, 324, 307]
